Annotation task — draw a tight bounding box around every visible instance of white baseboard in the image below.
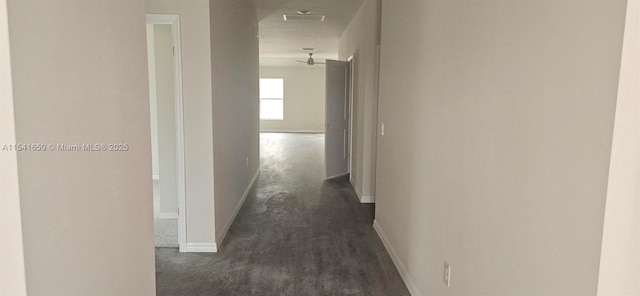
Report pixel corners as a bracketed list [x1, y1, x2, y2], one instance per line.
[349, 178, 375, 204]
[373, 220, 421, 296]
[326, 172, 349, 180]
[184, 243, 217, 253]
[157, 213, 178, 220]
[216, 168, 260, 247]
[350, 178, 362, 199]
[360, 195, 375, 203]
[260, 129, 325, 134]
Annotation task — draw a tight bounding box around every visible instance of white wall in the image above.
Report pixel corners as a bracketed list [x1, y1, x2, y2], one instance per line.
[0, 0, 26, 293]
[152, 24, 178, 215]
[260, 66, 325, 133]
[374, 1, 626, 295]
[210, 0, 260, 246]
[338, 0, 381, 203]
[7, 0, 156, 294]
[598, 1, 640, 294]
[146, 0, 260, 251]
[146, 0, 216, 246]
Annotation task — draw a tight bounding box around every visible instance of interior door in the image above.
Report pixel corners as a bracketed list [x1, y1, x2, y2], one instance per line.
[325, 59, 350, 179]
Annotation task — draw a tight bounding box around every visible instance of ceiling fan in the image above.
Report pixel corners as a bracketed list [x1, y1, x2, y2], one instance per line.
[297, 52, 326, 66]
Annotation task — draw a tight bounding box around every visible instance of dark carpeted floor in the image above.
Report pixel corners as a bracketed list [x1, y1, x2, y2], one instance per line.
[155, 133, 410, 295]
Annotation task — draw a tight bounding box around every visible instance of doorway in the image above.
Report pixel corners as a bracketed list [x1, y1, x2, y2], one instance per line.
[146, 14, 186, 251]
[325, 59, 352, 179]
[347, 56, 354, 176]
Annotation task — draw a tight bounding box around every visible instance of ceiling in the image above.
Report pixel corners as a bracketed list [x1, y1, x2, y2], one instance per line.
[248, 0, 365, 66]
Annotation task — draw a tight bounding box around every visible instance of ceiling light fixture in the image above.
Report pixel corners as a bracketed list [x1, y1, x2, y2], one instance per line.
[297, 10, 311, 15]
[296, 52, 326, 67]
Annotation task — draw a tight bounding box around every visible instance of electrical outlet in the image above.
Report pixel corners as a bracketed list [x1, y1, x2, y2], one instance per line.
[443, 262, 451, 287]
[381, 123, 385, 135]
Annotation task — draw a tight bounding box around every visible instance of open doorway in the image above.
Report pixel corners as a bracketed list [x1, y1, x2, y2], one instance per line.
[257, 58, 330, 187]
[325, 58, 352, 179]
[146, 14, 186, 251]
[257, 55, 353, 180]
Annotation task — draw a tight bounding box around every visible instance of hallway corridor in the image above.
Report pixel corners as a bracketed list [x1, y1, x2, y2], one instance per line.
[155, 133, 409, 295]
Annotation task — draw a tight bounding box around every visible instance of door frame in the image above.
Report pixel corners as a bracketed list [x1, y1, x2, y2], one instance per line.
[324, 59, 351, 179]
[346, 55, 355, 176]
[146, 14, 187, 252]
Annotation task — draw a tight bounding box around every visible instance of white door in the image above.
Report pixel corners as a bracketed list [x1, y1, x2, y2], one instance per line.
[325, 59, 350, 179]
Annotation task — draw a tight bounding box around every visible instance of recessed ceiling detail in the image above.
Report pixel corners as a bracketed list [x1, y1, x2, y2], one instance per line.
[283, 14, 325, 21]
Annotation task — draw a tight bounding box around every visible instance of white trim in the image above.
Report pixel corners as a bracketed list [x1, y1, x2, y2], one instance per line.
[325, 172, 349, 180]
[157, 213, 178, 220]
[350, 178, 362, 197]
[360, 195, 375, 203]
[216, 168, 260, 247]
[347, 57, 355, 176]
[184, 243, 217, 253]
[152, 174, 160, 180]
[146, 14, 187, 253]
[349, 178, 374, 203]
[373, 220, 421, 296]
[259, 129, 325, 134]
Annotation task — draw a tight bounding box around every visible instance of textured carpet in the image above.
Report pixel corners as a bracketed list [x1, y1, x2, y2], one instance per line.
[155, 133, 410, 295]
[153, 179, 178, 248]
[154, 218, 178, 248]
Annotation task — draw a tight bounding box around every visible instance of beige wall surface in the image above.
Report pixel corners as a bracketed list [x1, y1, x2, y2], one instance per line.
[152, 24, 178, 215]
[146, 0, 216, 245]
[339, 0, 381, 202]
[260, 66, 325, 132]
[210, 0, 260, 245]
[0, 0, 26, 293]
[7, 0, 156, 294]
[598, 1, 640, 294]
[375, 0, 626, 295]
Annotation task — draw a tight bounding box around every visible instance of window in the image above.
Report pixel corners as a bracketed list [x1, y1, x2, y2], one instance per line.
[260, 78, 284, 120]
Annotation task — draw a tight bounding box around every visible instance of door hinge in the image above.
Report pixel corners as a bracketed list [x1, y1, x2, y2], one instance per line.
[172, 46, 175, 56]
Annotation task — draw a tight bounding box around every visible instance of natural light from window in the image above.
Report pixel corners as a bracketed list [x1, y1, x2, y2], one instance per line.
[260, 78, 284, 120]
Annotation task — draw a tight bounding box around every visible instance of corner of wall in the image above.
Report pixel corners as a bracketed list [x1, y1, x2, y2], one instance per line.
[373, 220, 421, 296]
[0, 0, 27, 293]
[338, 0, 381, 203]
[146, 0, 217, 253]
[349, 177, 374, 203]
[597, 0, 640, 294]
[209, 0, 260, 252]
[215, 168, 260, 247]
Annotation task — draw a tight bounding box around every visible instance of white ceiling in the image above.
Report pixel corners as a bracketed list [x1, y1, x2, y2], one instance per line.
[248, 0, 365, 66]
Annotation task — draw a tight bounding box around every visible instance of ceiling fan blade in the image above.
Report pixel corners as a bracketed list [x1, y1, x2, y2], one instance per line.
[296, 60, 307, 63]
